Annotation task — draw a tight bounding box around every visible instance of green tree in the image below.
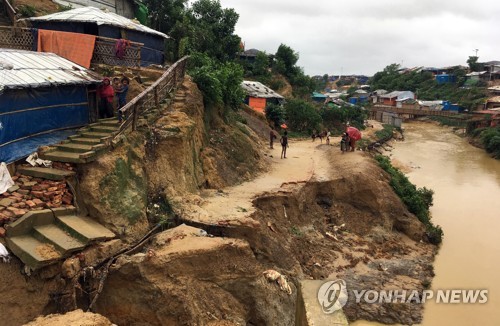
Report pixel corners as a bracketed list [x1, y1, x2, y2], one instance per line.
[189, 53, 244, 113]
[253, 51, 271, 77]
[274, 44, 299, 77]
[284, 99, 322, 132]
[265, 103, 286, 127]
[144, 0, 186, 35]
[187, 0, 241, 62]
[467, 56, 481, 72]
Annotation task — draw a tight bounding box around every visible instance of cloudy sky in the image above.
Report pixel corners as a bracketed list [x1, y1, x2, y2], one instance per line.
[218, 0, 500, 77]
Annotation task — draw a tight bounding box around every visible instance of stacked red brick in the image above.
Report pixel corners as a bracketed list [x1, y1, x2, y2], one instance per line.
[0, 174, 74, 228]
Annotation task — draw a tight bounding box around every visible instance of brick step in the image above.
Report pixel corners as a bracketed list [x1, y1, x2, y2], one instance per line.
[80, 131, 112, 139]
[39, 150, 95, 164]
[98, 120, 121, 127]
[33, 224, 86, 254]
[57, 215, 115, 243]
[70, 137, 103, 145]
[56, 143, 99, 153]
[6, 235, 62, 270]
[90, 125, 118, 133]
[5, 208, 115, 270]
[16, 166, 75, 181]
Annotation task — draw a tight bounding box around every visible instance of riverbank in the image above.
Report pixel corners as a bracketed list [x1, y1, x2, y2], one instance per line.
[389, 121, 500, 326]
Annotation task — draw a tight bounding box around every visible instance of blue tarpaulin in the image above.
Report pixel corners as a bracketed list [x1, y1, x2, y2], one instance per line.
[0, 129, 78, 164]
[0, 86, 89, 163]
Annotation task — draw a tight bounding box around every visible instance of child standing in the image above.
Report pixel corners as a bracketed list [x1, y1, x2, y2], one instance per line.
[280, 131, 289, 159]
[116, 77, 130, 123]
[97, 78, 115, 118]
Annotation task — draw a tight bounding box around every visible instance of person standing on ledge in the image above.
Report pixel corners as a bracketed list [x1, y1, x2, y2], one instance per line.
[280, 130, 289, 159]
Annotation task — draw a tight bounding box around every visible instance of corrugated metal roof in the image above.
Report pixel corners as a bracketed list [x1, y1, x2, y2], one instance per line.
[26, 6, 169, 39]
[0, 49, 102, 91]
[241, 81, 284, 99]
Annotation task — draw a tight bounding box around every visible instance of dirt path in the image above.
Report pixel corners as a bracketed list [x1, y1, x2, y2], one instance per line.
[186, 138, 367, 225]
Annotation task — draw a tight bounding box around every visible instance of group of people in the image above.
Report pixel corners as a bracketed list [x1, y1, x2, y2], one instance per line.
[96, 76, 130, 122]
[269, 127, 357, 159]
[340, 132, 356, 153]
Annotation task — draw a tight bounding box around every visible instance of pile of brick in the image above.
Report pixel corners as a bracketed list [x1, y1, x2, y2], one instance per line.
[0, 174, 74, 228]
[52, 162, 76, 172]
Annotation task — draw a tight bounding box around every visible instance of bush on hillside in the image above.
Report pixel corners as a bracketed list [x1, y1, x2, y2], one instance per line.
[265, 103, 286, 128]
[284, 99, 321, 133]
[480, 127, 500, 158]
[375, 155, 443, 244]
[189, 53, 244, 114]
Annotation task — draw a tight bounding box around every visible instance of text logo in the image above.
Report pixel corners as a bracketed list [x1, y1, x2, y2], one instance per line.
[317, 279, 348, 314]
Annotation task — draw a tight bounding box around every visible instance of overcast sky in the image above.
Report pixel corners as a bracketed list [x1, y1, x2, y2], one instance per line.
[218, 0, 500, 77]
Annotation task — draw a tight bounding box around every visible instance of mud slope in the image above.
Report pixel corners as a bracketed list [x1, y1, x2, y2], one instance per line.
[94, 145, 437, 326]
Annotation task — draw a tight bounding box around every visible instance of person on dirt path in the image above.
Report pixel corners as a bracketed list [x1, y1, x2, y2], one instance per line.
[341, 132, 350, 153]
[280, 131, 289, 159]
[116, 77, 130, 123]
[97, 77, 115, 119]
[269, 128, 278, 149]
[326, 130, 331, 145]
[349, 136, 357, 151]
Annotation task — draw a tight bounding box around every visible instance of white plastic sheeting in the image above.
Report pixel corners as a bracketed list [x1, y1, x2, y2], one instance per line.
[0, 162, 14, 194]
[26, 6, 169, 39]
[241, 80, 284, 99]
[0, 49, 102, 90]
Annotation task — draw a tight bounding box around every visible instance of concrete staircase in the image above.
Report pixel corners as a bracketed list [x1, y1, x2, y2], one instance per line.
[40, 118, 119, 164]
[5, 207, 115, 270]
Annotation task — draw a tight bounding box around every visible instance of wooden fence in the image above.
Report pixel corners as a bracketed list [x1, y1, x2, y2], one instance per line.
[115, 56, 189, 139]
[0, 26, 142, 66]
[92, 36, 142, 67]
[0, 26, 32, 50]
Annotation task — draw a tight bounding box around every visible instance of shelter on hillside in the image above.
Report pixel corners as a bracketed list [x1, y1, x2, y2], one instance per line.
[312, 92, 327, 103]
[241, 81, 284, 114]
[0, 49, 102, 164]
[378, 91, 415, 106]
[25, 7, 169, 66]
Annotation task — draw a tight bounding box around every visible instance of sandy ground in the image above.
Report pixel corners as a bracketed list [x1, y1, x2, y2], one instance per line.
[187, 138, 366, 225]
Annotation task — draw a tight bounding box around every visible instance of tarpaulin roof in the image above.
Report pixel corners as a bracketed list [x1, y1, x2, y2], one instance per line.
[0, 48, 102, 91]
[241, 80, 284, 99]
[25, 6, 169, 39]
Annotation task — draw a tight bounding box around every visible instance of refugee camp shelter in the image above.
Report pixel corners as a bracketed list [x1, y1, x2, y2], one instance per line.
[378, 91, 415, 106]
[0, 49, 102, 164]
[26, 7, 169, 66]
[241, 81, 285, 114]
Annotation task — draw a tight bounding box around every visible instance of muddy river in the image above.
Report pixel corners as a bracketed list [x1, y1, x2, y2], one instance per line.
[394, 122, 500, 325]
[353, 122, 500, 326]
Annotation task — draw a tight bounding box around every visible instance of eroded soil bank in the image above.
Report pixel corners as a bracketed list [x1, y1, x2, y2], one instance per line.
[92, 145, 437, 325]
[0, 78, 437, 326]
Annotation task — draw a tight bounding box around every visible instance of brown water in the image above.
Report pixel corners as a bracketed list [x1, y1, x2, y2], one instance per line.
[389, 122, 500, 326]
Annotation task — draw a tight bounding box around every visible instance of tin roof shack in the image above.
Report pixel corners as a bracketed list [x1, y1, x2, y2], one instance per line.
[0, 49, 101, 164]
[26, 7, 169, 66]
[241, 81, 284, 114]
[378, 91, 415, 106]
